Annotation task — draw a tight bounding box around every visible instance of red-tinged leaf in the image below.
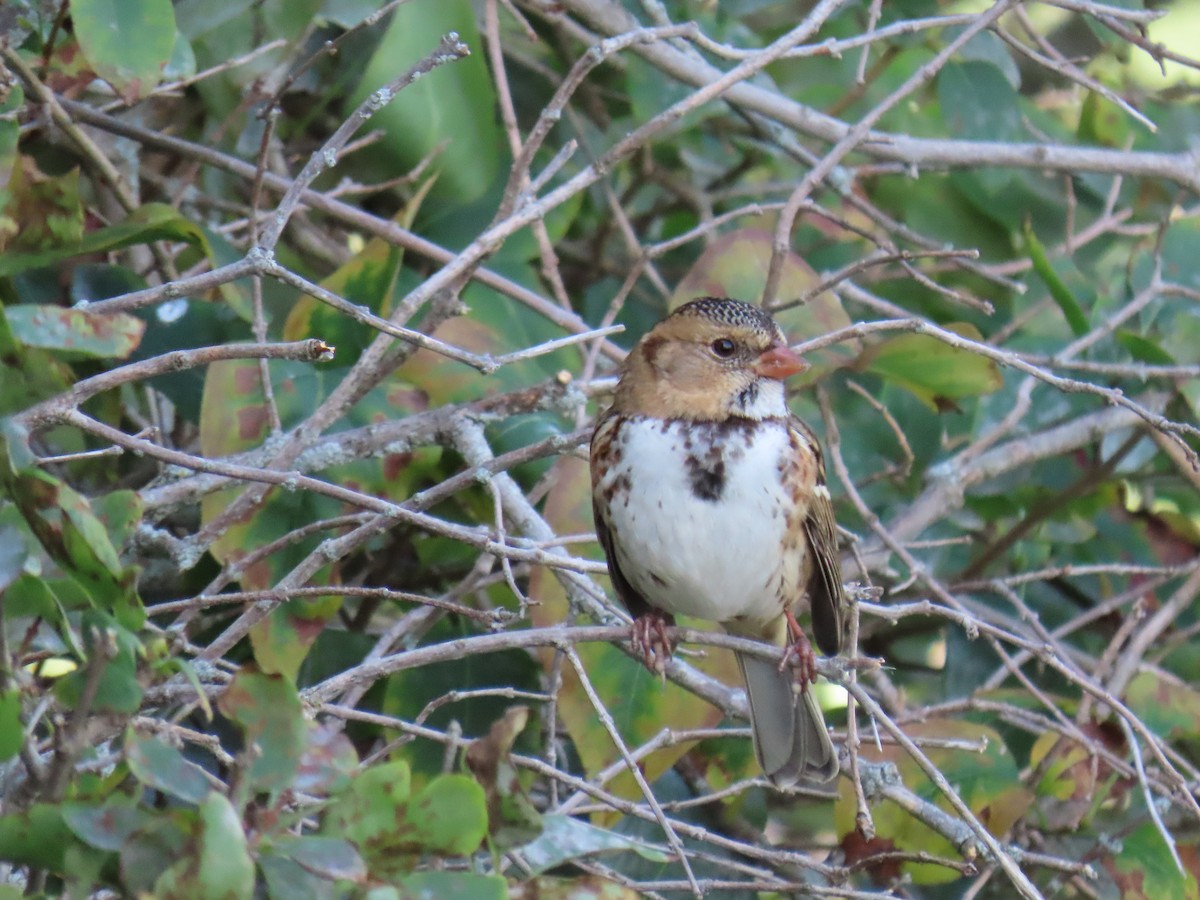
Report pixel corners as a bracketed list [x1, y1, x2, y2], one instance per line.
[293, 722, 359, 795]
[0, 203, 207, 277]
[2, 157, 83, 253]
[0, 466, 141, 626]
[1102, 821, 1200, 899]
[63, 800, 153, 852]
[323, 760, 412, 850]
[6, 305, 145, 359]
[835, 720, 1032, 886]
[466, 706, 542, 848]
[218, 667, 306, 793]
[1126, 672, 1200, 742]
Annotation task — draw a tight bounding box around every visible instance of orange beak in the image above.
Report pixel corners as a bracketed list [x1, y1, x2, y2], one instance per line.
[752, 345, 807, 380]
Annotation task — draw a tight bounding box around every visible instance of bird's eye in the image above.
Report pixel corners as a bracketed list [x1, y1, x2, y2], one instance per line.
[710, 338, 737, 358]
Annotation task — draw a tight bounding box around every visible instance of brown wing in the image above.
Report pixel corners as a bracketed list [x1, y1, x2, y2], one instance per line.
[792, 417, 843, 656]
[590, 412, 664, 623]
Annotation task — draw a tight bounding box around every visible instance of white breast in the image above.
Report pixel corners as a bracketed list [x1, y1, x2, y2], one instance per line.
[596, 417, 808, 626]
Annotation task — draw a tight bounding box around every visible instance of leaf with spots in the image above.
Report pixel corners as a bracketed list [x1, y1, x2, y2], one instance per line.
[834, 720, 1032, 886]
[217, 666, 306, 794]
[400, 774, 488, 857]
[0, 461, 142, 627]
[323, 760, 412, 852]
[465, 705, 542, 849]
[153, 793, 254, 900]
[1126, 672, 1200, 742]
[5, 305, 145, 359]
[0, 203, 207, 278]
[1103, 822, 1200, 899]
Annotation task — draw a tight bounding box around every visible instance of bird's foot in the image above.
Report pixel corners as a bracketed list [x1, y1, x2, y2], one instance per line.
[781, 609, 817, 689]
[630, 612, 674, 674]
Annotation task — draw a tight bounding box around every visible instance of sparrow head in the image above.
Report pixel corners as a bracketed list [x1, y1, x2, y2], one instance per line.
[612, 297, 807, 421]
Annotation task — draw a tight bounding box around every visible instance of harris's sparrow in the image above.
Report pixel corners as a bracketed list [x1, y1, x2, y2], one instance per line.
[590, 297, 844, 786]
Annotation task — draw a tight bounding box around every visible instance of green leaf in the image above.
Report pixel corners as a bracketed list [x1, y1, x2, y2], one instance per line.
[72, 0, 178, 101]
[0, 465, 142, 626]
[1024, 221, 1088, 337]
[349, 0, 503, 205]
[56, 613, 145, 714]
[119, 814, 189, 895]
[0, 691, 22, 763]
[93, 490, 144, 552]
[938, 60, 1022, 143]
[155, 793, 254, 900]
[1104, 821, 1200, 899]
[520, 815, 668, 876]
[5, 305, 145, 359]
[397, 873, 507, 900]
[859, 323, 1003, 412]
[0, 523, 24, 593]
[1117, 331, 1176, 365]
[0, 689, 22, 762]
[0, 312, 74, 416]
[293, 723, 358, 795]
[402, 774, 488, 856]
[270, 834, 367, 884]
[217, 666, 306, 792]
[1078, 90, 1130, 148]
[125, 729, 214, 804]
[324, 760, 412, 850]
[1, 573, 86, 657]
[1126, 672, 1200, 742]
[258, 853, 331, 900]
[0, 83, 20, 241]
[0, 203, 206, 278]
[63, 800, 153, 852]
[0, 804, 75, 870]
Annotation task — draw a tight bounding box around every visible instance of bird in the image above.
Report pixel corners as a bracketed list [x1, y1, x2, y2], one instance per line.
[590, 296, 844, 787]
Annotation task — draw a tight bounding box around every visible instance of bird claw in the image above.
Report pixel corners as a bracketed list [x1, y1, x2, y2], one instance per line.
[781, 610, 818, 689]
[630, 613, 674, 674]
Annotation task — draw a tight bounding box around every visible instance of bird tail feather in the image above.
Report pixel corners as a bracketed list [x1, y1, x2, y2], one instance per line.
[736, 651, 838, 787]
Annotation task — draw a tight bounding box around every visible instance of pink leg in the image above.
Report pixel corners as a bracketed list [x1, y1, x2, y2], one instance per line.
[781, 609, 818, 688]
[630, 612, 674, 674]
